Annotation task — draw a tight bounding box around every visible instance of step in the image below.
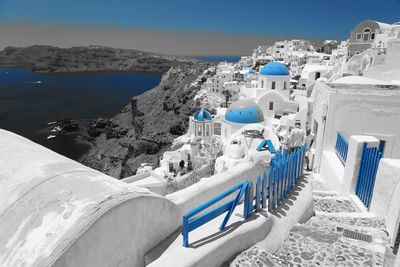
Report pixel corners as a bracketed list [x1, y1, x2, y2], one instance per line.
[273, 224, 386, 266]
[305, 215, 389, 244]
[312, 190, 340, 197]
[306, 215, 386, 231]
[313, 196, 361, 213]
[230, 246, 286, 267]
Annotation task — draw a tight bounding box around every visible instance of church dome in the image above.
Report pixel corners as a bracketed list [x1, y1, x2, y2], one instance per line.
[260, 62, 289, 76]
[194, 108, 212, 121]
[225, 100, 264, 124]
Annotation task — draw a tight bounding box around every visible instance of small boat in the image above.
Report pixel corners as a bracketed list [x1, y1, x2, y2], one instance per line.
[47, 121, 57, 125]
[24, 81, 42, 84]
[50, 126, 62, 133]
[47, 135, 57, 140]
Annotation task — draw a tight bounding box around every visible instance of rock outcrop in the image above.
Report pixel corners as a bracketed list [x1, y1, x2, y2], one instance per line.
[80, 63, 214, 178]
[0, 45, 197, 73]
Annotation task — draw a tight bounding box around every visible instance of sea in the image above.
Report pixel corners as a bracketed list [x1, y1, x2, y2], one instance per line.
[0, 67, 162, 160]
[192, 55, 241, 63]
[0, 56, 239, 161]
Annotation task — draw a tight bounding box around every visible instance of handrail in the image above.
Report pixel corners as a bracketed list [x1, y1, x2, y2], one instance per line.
[182, 182, 250, 247]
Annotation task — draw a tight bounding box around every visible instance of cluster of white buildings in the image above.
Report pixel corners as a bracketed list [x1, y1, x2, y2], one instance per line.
[127, 19, 400, 266]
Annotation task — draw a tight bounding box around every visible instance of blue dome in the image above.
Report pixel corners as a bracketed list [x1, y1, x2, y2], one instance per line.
[248, 70, 255, 74]
[260, 62, 289, 76]
[194, 108, 212, 121]
[225, 100, 264, 124]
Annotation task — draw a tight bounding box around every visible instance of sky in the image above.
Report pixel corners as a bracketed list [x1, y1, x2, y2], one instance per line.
[1, 0, 399, 55]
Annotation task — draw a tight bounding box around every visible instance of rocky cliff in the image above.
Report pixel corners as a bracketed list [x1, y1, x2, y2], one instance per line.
[0, 45, 197, 73]
[80, 63, 215, 178]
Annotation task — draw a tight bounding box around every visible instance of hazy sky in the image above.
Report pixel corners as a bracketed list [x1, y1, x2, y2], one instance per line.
[1, 0, 399, 55]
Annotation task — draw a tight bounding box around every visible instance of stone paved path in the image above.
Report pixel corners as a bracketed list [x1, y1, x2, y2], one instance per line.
[230, 172, 396, 267]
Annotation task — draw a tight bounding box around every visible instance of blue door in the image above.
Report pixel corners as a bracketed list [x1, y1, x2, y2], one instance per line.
[355, 143, 383, 208]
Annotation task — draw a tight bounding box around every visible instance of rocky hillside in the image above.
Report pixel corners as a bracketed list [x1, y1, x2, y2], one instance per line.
[80, 62, 215, 178]
[0, 45, 197, 73]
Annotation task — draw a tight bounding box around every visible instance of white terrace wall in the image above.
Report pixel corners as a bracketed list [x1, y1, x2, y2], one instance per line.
[322, 86, 400, 160]
[370, 159, 400, 247]
[166, 154, 266, 217]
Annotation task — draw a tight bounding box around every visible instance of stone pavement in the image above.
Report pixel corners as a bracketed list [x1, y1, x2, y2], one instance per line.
[230, 172, 397, 266]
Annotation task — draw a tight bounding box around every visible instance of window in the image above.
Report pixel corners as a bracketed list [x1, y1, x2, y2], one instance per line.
[283, 81, 287, 90]
[269, 101, 274, 110]
[271, 81, 276, 90]
[214, 123, 221, 135]
[363, 28, 371, 42]
[356, 33, 362, 40]
[371, 33, 375, 40]
[206, 125, 210, 136]
[261, 80, 264, 88]
[315, 72, 321, 80]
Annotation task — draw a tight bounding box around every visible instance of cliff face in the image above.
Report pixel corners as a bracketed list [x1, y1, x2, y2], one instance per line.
[80, 63, 214, 178]
[0, 45, 197, 73]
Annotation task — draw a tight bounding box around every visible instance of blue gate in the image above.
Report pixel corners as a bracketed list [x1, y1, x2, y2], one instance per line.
[355, 143, 383, 208]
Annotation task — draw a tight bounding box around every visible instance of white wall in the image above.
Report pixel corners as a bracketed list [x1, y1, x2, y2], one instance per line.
[167, 155, 266, 217]
[370, 159, 400, 246]
[0, 129, 181, 267]
[312, 82, 400, 172]
[258, 75, 290, 91]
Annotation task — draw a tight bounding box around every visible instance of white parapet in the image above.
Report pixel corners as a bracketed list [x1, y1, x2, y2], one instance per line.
[370, 158, 400, 246]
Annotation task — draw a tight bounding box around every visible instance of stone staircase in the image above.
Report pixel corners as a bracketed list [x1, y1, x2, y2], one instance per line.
[230, 172, 397, 267]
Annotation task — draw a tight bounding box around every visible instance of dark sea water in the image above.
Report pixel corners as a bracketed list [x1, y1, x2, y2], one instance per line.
[0, 67, 162, 160]
[193, 55, 241, 63]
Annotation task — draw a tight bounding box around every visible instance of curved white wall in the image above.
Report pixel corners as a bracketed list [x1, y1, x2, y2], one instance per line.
[53, 196, 180, 267]
[0, 129, 181, 267]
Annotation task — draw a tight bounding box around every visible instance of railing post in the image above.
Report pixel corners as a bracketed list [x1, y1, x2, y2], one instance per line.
[268, 161, 274, 212]
[183, 215, 189, 247]
[244, 182, 251, 219]
[255, 175, 261, 211]
[248, 181, 254, 216]
[261, 170, 267, 208]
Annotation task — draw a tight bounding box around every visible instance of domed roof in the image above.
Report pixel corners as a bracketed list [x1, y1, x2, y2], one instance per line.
[194, 108, 212, 121]
[248, 70, 255, 74]
[260, 62, 289, 76]
[225, 100, 264, 124]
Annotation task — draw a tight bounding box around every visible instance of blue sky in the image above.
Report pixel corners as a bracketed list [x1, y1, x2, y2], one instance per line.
[1, 0, 399, 39]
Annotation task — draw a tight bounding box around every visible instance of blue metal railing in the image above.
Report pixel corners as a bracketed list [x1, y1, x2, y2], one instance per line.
[267, 144, 307, 211]
[355, 143, 383, 208]
[182, 144, 307, 247]
[182, 182, 250, 247]
[335, 132, 349, 165]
